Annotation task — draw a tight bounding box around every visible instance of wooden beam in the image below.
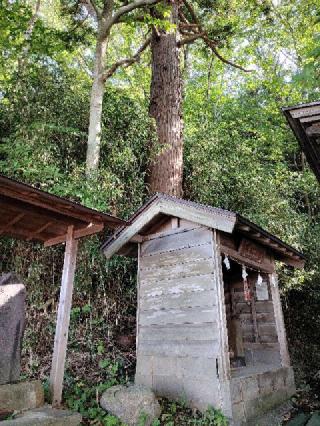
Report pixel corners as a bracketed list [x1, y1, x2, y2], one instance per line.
[130, 234, 143, 243]
[0, 194, 85, 228]
[270, 273, 291, 367]
[238, 225, 250, 232]
[50, 226, 78, 407]
[290, 105, 320, 118]
[44, 223, 104, 247]
[27, 221, 53, 241]
[300, 114, 320, 123]
[220, 243, 275, 274]
[0, 212, 25, 235]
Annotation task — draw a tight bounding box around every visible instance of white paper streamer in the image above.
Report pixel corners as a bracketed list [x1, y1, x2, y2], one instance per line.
[270, 275, 277, 288]
[223, 255, 231, 270]
[242, 265, 248, 280]
[257, 273, 263, 286]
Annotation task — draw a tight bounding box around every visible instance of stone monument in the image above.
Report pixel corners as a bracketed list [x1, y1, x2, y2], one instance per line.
[0, 273, 26, 384]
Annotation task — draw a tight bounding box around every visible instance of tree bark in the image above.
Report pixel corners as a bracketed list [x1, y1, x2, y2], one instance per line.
[147, 0, 183, 197]
[86, 36, 108, 175]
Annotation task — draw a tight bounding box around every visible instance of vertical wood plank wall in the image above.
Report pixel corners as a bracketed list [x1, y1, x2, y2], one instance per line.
[135, 225, 224, 410]
[270, 273, 291, 368]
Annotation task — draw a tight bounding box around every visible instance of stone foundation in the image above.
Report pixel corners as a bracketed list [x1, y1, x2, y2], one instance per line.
[0, 381, 44, 412]
[231, 367, 295, 424]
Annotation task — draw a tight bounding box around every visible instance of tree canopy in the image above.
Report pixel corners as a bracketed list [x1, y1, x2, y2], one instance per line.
[1, 0, 320, 423]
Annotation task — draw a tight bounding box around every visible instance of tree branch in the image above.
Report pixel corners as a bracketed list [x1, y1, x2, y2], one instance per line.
[178, 33, 205, 47]
[111, 0, 160, 25]
[181, 0, 253, 73]
[103, 35, 151, 80]
[202, 35, 253, 72]
[82, 0, 101, 19]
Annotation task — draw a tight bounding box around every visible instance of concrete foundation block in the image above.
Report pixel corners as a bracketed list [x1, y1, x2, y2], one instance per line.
[2, 406, 82, 425]
[182, 378, 221, 411]
[135, 374, 153, 388]
[230, 379, 242, 404]
[136, 355, 153, 377]
[258, 371, 276, 395]
[0, 381, 44, 412]
[177, 357, 216, 379]
[153, 356, 177, 377]
[232, 401, 246, 422]
[152, 375, 183, 400]
[241, 376, 259, 400]
[244, 388, 289, 420]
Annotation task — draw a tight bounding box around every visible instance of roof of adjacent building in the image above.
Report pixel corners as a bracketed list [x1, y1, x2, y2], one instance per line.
[0, 174, 127, 246]
[102, 193, 305, 268]
[282, 101, 320, 182]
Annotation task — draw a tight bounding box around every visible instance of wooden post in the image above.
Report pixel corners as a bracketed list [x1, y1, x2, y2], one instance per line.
[212, 230, 233, 418]
[270, 273, 291, 367]
[50, 226, 78, 406]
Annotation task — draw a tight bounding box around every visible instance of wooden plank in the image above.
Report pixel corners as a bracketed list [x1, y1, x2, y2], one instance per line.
[258, 323, 277, 335]
[139, 306, 217, 326]
[0, 177, 123, 226]
[140, 274, 215, 298]
[27, 221, 53, 241]
[255, 301, 274, 313]
[103, 201, 162, 258]
[300, 114, 320, 123]
[260, 335, 279, 344]
[139, 323, 219, 342]
[159, 199, 236, 233]
[138, 339, 219, 358]
[140, 243, 212, 268]
[270, 273, 291, 367]
[212, 230, 232, 387]
[251, 290, 259, 342]
[141, 227, 212, 257]
[0, 194, 86, 228]
[290, 105, 320, 118]
[241, 312, 275, 323]
[140, 289, 217, 311]
[220, 243, 274, 273]
[179, 219, 202, 229]
[140, 258, 214, 282]
[50, 226, 78, 407]
[244, 342, 280, 350]
[44, 223, 104, 247]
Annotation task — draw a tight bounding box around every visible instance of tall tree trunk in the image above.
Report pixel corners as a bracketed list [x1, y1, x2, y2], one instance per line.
[147, 0, 183, 197]
[86, 37, 108, 175]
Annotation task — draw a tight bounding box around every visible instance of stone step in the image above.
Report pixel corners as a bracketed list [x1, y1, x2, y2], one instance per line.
[0, 381, 44, 412]
[1, 406, 82, 425]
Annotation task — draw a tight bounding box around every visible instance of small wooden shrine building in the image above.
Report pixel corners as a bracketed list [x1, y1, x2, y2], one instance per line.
[102, 194, 305, 424]
[0, 174, 126, 408]
[283, 101, 320, 183]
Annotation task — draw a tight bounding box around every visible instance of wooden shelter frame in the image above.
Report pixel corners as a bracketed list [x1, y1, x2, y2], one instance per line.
[0, 174, 126, 406]
[283, 101, 320, 183]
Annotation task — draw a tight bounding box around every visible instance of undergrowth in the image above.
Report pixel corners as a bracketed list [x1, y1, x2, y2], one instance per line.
[62, 373, 228, 426]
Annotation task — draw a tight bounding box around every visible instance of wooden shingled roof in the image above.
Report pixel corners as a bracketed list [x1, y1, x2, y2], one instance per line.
[283, 101, 320, 182]
[0, 174, 126, 246]
[102, 193, 305, 268]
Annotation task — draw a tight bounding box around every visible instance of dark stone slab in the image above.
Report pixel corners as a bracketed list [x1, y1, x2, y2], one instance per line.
[0, 273, 26, 384]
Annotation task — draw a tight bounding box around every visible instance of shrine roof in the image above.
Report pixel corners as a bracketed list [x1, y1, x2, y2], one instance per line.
[102, 193, 305, 268]
[0, 174, 126, 246]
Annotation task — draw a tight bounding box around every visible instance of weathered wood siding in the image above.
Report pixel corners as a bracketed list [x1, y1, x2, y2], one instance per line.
[135, 226, 224, 410]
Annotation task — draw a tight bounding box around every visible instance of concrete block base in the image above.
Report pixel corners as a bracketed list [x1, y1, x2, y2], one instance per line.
[0, 381, 44, 412]
[231, 367, 296, 424]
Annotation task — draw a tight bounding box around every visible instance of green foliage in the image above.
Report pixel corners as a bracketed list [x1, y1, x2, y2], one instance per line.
[156, 399, 228, 426]
[1, 0, 320, 423]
